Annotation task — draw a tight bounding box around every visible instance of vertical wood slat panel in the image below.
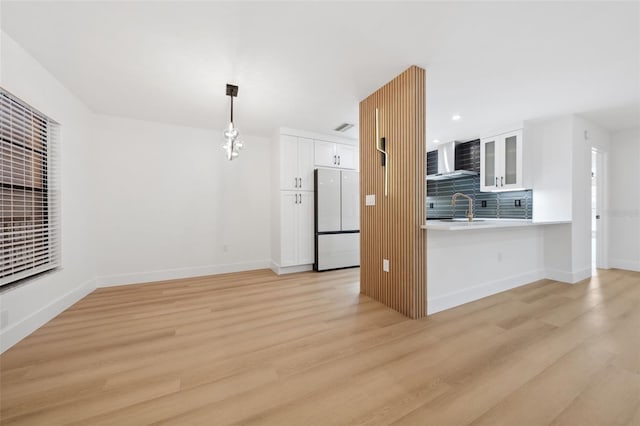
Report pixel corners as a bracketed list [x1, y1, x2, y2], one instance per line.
[359, 66, 426, 319]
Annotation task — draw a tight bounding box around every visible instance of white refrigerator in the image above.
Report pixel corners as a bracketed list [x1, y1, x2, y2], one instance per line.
[314, 169, 360, 271]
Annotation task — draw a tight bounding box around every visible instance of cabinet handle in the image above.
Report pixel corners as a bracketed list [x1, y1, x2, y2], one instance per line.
[299, 193, 303, 204]
[299, 177, 302, 188]
[333, 155, 336, 165]
[501, 176, 504, 187]
[338, 155, 341, 165]
[295, 194, 298, 204]
[495, 177, 498, 187]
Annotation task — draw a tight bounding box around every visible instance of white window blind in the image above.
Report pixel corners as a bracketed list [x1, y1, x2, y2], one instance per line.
[0, 89, 60, 287]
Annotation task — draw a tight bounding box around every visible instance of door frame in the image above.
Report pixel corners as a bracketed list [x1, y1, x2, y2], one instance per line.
[592, 148, 609, 269]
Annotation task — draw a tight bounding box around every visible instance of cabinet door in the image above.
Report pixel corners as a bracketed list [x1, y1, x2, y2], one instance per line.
[341, 170, 360, 231]
[297, 192, 315, 264]
[297, 137, 315, 191]
[280, 135, 299, 190]
[336, 144, 356, 169]
[314, 140, 337, 167]
[501, 129, 523, 189]
[280, 192, 298, 267]
[480, 137, 499, 192]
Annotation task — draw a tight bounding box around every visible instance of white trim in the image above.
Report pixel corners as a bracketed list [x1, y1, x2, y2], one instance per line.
[269, 262, 313, 275]
[279, 127, 357, 145]
[609, 259, 640, 272]
[544, 267, 591, 284]
[96, 260, 271, 287]
[0, 278, 96, 353]
[571, 267, 592, 283]
[427, 269, 544, 315]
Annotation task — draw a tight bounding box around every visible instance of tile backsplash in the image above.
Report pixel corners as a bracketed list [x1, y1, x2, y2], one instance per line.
[426, 140, 533, 220]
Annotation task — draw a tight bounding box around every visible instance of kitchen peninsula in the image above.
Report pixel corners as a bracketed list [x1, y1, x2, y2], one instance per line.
[424, 219, 570, 314]
[424, 125, 578, 314]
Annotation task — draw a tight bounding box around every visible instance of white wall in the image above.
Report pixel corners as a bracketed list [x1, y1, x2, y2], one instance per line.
[530, 115, 611, 283]
[608, 128, 640, 271]
[0, 33, 97, 351]
[93, 115, 271, 286]
[530, 116, 573, 222]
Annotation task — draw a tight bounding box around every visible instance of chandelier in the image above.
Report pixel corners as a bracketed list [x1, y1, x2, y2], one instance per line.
[222, 84, 243, 160]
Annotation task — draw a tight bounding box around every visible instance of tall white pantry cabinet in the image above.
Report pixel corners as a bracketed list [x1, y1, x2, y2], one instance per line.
[271, 129, 358, 274]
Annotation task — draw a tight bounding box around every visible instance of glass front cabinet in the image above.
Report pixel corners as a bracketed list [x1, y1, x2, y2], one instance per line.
[480, 129, 525, 192]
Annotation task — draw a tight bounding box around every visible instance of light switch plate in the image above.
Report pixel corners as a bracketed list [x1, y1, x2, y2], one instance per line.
[383, 259, 389, 272]
[365, 194, 376, 206]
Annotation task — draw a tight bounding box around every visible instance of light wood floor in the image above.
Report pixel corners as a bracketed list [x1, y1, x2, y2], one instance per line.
[1, 268, 638, 425]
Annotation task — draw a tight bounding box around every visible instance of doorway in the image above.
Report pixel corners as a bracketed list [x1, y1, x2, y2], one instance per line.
[591, 149, 606, 269]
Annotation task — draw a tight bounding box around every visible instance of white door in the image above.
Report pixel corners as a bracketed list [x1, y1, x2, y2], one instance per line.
[316, 169, 341, 232]
[280, 135, 299, 190]
[341, 170, 359, 231]
[280, 192, 298, 266]
[297, 138, 315, 191]
[501, 129, 523, 190]
[480, 136, 499, 192]
[314, 140, 337, 167]
[336, 144, 356, 169]
[298, 192, 315, 264]
[592, 149, 607, 269]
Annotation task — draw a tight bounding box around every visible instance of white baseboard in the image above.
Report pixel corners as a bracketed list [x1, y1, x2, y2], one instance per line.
[544, 267, 592, 284]
[427, 269, 544, 315]
[0, 278, 96, 353]
[609, 259, 640, 272]
[96, 260, 271, 287]
[270, 262, 313, 275]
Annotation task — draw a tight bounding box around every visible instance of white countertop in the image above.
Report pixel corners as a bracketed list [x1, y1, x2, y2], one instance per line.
[421, 218, 570, 231]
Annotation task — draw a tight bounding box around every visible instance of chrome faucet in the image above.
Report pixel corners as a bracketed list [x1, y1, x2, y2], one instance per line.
[452, 192, 474, 222]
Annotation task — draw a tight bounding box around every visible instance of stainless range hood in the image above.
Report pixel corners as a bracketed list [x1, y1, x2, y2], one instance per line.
[426, 141, 478, 181]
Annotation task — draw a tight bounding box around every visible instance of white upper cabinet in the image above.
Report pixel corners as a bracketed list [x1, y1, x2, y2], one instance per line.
[280, 136, 314, 191]
[297, 138, 314, 191]
[314, 140, 336, 168]
[480, 129, 528, 192]
[314, 140, 357, 170]
[336, 144, 356, 169]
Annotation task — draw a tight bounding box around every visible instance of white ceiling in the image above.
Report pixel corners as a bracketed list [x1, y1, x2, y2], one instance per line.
[2, 1, 638, 148]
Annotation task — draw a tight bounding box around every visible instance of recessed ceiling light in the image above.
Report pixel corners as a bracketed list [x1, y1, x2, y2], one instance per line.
[452, 114, 461, 121]
[433, 139, 440, 144]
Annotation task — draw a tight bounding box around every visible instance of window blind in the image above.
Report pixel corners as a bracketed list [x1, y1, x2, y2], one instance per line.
[0, 89, 60, 287]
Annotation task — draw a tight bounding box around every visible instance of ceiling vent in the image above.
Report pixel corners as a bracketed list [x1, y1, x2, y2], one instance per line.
[334, 123, 354, 132]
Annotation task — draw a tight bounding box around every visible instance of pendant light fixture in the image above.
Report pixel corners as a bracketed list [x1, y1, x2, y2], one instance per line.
[222, 84, 243, 160]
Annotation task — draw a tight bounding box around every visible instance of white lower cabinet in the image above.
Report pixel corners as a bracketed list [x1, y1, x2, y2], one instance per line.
[280, 191, 314, 267]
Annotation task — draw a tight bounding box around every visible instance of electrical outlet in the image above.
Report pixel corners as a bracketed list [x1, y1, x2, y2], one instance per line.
[383, 259, 389, 272]
[429, 203, 434, 209]
[365, 194, 376, 206]
[515, 199, 522, 207]
[481, 200, 487, 208]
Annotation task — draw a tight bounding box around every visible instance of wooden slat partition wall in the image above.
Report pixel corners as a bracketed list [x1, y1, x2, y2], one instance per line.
[359, 66, 426, 319]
